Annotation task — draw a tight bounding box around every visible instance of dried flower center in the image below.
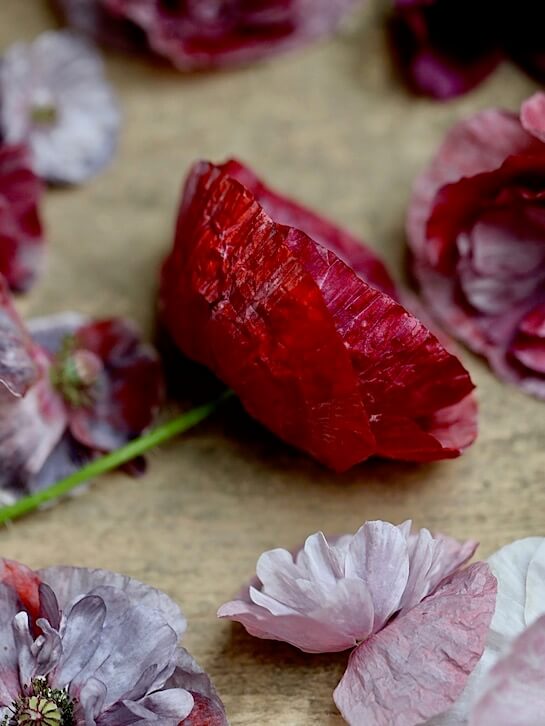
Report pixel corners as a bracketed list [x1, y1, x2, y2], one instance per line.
[50, 336, 103, 407]
[30, 104, 58, 126]
[2, 678, 75, 726]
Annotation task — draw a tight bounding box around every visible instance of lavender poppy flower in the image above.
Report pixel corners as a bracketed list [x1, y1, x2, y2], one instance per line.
[0, 558, 228, 724]
[0, 31, 120, 185]
[219, 520, 497, 726]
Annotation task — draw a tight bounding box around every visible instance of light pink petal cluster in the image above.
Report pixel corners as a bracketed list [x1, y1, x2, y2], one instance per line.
[219, 520, 497, 725]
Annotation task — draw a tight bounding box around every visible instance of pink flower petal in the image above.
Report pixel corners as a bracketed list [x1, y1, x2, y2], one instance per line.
[345, 521, 409, 631]
[469, 614, 545, 726]
[333, 562, 497, 726]
[521, 92, 545, 143]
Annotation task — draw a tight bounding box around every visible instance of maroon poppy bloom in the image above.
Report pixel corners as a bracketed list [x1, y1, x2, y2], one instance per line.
[56, 0, 360, 70]
[388, 0, 502, 100]
[0, 144, 44, 292]
[408, 93, 545, 398]
[0, 277, 164, 501]
[160, 159, 477, 472]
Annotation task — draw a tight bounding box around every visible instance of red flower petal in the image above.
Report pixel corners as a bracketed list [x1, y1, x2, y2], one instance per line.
[222, 159, 398, 299]
[69, 319, 164, 451]
[333, 562, 497, 726]
[101, 0, 359, 70]
[0, 145, 44, 292]
[161, 160, 477, 471]
[407, 109, 537, 264]
[0, 558, 42, 622]
[180, 693, 227, 726]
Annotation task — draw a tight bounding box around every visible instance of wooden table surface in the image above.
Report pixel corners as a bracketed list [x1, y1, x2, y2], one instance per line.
[2, 2, 545, 724]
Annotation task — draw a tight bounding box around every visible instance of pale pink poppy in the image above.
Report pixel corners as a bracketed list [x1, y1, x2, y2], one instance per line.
[218, 520, 497, 725]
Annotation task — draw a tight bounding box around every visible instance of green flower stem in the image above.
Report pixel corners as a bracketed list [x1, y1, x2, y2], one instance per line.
[0, 391, 233, 525]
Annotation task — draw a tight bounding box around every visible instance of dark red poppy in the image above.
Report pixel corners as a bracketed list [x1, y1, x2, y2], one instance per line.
[56, 0, 359, 70]
[388, 0, 502, 100]
[160, 159, 476, 472]
[0, 144, 44, 292]
[408, 94, 545, 399]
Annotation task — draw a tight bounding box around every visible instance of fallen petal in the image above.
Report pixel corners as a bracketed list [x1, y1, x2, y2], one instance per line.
[333, 562, 497, 726]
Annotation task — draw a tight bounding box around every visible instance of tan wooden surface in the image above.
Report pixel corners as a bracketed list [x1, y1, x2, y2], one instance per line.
[2, 1, 545, 724]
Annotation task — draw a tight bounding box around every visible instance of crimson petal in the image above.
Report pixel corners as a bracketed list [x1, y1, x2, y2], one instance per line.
[0, 145, 44, 293]
[160, 160, 477, 471]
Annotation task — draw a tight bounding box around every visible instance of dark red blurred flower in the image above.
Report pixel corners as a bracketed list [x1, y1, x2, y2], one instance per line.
[0, 277, 164, 501]
[160, 159, 477, 472]
[388, 0, 501, 100]
[56, 0, 360, 70]
[500, 1, 545, 85]
[408, 93, 545, 398]
[0, 144, 44, 292]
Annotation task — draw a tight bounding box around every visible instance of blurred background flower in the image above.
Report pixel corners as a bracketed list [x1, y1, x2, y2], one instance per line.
[0, 30, 121, 184]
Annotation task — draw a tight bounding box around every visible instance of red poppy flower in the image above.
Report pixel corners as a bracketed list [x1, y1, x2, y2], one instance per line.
[408, 94, 545, 399]
[0, 277, 164, 500]
[0, 144, 44, 292]
[56, 0, 360, 70]
[160, 159, 477, 472]
[388, 0, 502, 100]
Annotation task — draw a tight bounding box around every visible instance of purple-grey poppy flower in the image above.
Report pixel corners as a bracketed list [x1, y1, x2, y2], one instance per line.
[0, 31, 121, 185]
[0, 276, 164, 504]
[0, 558, 228, 724]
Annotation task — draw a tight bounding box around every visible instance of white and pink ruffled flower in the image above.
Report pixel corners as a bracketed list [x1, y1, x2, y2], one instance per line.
[430, 537, 545, 726]
[0, 31, 120, 185]
[0, 558, 227, 724]
[218, 520, 497, 725]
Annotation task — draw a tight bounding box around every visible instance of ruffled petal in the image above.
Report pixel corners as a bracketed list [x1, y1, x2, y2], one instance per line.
[161, 160, 476, 470]
[165, 648, 228, 726]
[38, 565, 187, 639]
[407, 109, 536, 260]
[469, 614, 545, 726]
[333, 562, 497, 726]
[0, 583, 25, 704]
[345, 521, 409, 631]
[222, 159, 398, 298]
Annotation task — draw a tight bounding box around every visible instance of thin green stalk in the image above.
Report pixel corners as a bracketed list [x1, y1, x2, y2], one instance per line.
[0, 391, 233, 525]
